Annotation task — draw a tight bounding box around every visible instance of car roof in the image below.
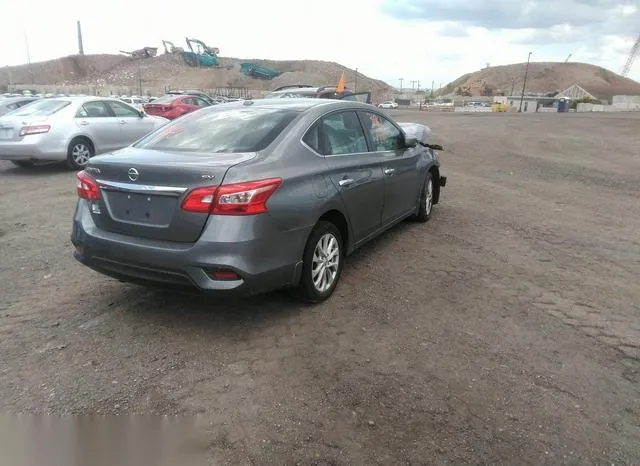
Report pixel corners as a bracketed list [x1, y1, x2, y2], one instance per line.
[38, 96, 135, 104]
[214, 98, 371, 112]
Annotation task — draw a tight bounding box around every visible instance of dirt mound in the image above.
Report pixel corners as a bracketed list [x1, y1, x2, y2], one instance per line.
[1, 55, 129, 87]
[440, 62, 640, 98]
[2, 53, 391, 94]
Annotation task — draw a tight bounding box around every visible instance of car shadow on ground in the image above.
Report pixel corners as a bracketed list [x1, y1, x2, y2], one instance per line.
[0, 161, 70, 176]
[95, 217, 426, 333]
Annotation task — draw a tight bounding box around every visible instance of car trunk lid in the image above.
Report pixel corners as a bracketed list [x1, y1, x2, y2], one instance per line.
[0, 116, 49, 141]
[86, 147, 255, 243]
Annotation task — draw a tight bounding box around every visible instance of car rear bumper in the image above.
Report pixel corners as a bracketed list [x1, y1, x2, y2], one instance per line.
[70, 201, 308, 296]
[0, 135, 67, 161]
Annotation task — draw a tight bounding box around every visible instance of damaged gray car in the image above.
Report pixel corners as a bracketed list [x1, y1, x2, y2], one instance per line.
[71, 98, 446, 301]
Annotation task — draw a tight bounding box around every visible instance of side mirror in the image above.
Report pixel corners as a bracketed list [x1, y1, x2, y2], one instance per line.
[404, 136, 418, 148]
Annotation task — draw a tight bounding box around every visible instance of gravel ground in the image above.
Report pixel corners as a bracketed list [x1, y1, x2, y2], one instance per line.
[1, 111, 639, 465]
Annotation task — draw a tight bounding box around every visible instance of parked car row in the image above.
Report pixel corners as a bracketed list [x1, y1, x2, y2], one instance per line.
[0, 96, 168, 169]
[0, 88, 252, 169]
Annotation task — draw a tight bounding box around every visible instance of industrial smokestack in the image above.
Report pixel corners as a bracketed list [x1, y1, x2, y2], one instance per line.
[77, 21, 84, 55]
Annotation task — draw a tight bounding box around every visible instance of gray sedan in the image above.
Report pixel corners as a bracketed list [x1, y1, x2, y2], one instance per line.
[0, 96, 168, 169]
[71, 99, 446, 301]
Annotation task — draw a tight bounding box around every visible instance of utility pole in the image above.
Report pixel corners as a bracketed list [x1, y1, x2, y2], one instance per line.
[518, 52, 533, 112]
[354, 68, 358, 92]
[399, 78, 403, 94]
[417, 80, 420, 92]
[410, 80, 417, 90]
[431, 80, 435, 98]
[24, 28, 34, 85]
[137, 58, 142, 96]
[510, 77, 516, 96]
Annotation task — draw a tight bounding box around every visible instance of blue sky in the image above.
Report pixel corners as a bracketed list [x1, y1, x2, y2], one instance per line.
[1, 0, 638, 87]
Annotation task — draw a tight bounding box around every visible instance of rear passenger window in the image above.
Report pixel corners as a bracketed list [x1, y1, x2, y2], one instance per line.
[320, 111, 368, 156]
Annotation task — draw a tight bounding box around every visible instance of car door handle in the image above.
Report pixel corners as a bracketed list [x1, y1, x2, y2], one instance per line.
[338, 178, 355, 187]
[384, 168, 395, 175]
[119, 120, 127, 125]
[79, 120, 89, 126]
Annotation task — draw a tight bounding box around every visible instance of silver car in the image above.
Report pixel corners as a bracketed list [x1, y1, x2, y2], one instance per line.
[0, 96, 168, 169]
[71, 99, 446, 302]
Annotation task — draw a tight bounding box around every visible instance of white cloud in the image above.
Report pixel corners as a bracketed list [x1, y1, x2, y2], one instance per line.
[0, 0, 638, 89]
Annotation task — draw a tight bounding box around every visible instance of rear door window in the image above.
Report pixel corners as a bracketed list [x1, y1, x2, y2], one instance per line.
[319, 111, 368, 156]
[192, 97, 209, 107]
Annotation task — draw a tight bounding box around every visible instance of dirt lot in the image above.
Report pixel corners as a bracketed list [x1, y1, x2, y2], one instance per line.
[1, 111, 639, 464]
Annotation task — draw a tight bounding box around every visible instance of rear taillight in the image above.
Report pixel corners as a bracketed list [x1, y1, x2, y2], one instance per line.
[19, 124, 50, 136]
[180, 178, 282, 215]
[76, 170, 101, 201]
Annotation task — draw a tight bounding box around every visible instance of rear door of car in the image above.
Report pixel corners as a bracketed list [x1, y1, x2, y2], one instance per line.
[75, 100, 122, 152]
[358, 110, 422, 224]
[306, 110, 386, 243]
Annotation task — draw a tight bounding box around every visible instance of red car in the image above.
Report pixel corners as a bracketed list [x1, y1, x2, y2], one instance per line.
[143, 94, 211, 120]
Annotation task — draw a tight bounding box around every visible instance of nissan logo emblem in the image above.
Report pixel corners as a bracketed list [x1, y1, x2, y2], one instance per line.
[128, 168, 139, 181]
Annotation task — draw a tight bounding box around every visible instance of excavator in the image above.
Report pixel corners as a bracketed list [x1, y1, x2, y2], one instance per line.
[162, 40, 184, 55]
[182, 38, 219, 67]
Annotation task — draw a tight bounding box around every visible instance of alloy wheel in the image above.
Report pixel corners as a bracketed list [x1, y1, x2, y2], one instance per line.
[72, 144, 91, 166]
[311, 233, 340, 293]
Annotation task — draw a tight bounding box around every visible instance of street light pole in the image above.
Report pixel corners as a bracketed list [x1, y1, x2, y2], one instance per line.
[138, 58, 142, 96]
[518, 52, 532, 112]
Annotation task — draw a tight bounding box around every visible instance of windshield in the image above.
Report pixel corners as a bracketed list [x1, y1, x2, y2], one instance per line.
[133, 106, 300, 153]
[8, 99, 70, 117]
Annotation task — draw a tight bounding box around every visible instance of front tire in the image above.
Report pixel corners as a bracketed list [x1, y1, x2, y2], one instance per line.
[67, 138, 95, 170]
[296, 221, 344, 303]
[413, 172, 434, 223]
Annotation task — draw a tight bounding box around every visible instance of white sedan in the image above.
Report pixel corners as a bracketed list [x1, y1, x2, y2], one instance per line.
[378, 101, 399, 109]
[0, 96, 168, 169]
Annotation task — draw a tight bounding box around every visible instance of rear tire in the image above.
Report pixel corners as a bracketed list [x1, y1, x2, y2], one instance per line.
[296, 221, 344, 303]
[11, 160, 35, 168]
[413, 172, 434, 223]
[67, 137, 95, 170]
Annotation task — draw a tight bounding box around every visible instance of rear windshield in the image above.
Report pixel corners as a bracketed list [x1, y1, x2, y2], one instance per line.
[9, 99, 70, 117]
[151, 95, 179, 104]
[134, 107, 300, 153]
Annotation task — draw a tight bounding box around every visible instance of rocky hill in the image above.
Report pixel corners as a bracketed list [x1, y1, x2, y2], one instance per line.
[1, 53, 391, 95]
[439, 62, 640, 99]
